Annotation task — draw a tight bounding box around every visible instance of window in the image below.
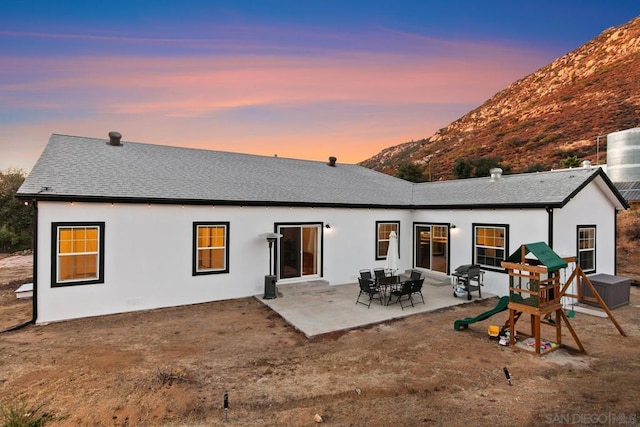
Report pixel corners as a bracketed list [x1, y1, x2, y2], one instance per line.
[193, 222, 229, 275]
[376, 221, 399, 260]
[473, 224, 508, 269]
[52, 222, 105, 287]
[577, 225, 596, 273]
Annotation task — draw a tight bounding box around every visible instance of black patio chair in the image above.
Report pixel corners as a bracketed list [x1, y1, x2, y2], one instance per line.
[359, 269, 373, 283]
[356, 277, 382, 308]
[373, 267, 395, 293]
[410, 270, 422, 280]
[373, 268, 386, 281]
[390, 280, 414, 310]
[410, 278, 425, 304]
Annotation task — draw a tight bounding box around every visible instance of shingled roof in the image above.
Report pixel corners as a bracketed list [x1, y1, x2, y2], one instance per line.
[17, 133, 629, 210]
[411, 166, 629, 209]
[17, 134, 413, 207]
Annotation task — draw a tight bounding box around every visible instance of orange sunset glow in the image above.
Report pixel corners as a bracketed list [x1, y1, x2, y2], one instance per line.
[1, 2, 638, 171]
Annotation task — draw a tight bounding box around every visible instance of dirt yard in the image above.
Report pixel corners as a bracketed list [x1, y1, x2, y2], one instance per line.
[1, 252, 639, 426]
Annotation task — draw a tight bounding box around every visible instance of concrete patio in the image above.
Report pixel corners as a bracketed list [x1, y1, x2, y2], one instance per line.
[257, 275, 497, 338]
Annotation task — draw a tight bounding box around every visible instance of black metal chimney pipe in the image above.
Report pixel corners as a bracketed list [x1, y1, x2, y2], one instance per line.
[107, 131, 122, 146]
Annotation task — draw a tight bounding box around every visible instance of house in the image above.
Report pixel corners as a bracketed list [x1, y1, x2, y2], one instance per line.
[17, 133, 629, 323]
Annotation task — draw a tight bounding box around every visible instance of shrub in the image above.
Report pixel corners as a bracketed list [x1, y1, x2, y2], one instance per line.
[395, 163, 426, 183]
[0, 399, 53, 427]
[507, 137, 527, 147]
[526, 163, 544, 173]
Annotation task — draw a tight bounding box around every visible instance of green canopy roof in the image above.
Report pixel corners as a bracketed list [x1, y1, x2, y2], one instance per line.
[506, 242, 568, 272]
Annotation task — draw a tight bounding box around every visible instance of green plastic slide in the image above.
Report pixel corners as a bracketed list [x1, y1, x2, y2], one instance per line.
[454, 296, 510, 331]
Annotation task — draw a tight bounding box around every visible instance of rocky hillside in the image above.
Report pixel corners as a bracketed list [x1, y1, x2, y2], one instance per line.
[361, 16, 640, 180]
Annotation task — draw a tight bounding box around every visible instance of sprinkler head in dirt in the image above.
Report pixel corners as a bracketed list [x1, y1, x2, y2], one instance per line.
[503, 367, 512, 385]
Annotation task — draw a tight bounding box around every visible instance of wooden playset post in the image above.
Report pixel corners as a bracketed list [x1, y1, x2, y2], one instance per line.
[560, 265, 626, 337]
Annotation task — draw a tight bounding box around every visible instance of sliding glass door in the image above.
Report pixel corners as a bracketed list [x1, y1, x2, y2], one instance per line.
[277, 224, 321, 279]
[414, 224, 449, 274]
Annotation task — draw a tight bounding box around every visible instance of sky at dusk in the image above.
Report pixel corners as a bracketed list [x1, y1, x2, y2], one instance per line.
[1, 1, 639, 172]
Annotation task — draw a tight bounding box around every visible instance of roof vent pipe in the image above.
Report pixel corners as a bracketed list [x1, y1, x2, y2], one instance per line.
[328, 156, 337, 167]
[107, 131, 123, 146]
[582, 160, 592, 169]
[490, 167, 503, 182]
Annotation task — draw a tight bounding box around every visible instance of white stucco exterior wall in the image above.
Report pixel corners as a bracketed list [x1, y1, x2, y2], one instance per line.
[412, 208, 549, 296]
[552, 180, 618, 275]
[35, 201, 414, 323]
[33, 177, 623, 323]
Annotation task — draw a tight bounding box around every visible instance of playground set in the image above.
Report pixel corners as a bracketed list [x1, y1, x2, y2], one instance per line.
[454, 242, 626, 356]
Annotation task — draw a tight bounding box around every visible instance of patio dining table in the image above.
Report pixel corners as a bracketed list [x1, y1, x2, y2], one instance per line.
[376, 275, 401, 305]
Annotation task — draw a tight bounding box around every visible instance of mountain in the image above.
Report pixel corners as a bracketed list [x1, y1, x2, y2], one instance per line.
[360, 16, 640, 181]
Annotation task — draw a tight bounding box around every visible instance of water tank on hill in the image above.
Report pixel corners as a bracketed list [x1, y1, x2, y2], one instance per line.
[606, 127, 640, 183]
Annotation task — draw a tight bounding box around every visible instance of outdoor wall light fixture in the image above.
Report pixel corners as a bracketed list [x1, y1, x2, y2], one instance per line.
[450, 224, 457, 229]
[325, 224, 331, 229]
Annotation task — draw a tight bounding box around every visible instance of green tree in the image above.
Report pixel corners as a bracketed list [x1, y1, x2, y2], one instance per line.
[453, 157, 510, 179]
[472, 157, 502, 177]
[526, 163, 544, 173]
[561, 155, 581, 168]
[453, 159, 472, 179]
[0, 168, 32, 252]
[472, 157, 510, 177]
[395, 163, 425, 183]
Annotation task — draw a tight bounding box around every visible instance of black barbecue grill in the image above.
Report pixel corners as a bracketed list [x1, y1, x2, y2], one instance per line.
[452, 264, 484, 300]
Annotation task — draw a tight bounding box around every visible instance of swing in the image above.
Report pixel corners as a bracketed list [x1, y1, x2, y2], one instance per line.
[563, 268, 576, 318]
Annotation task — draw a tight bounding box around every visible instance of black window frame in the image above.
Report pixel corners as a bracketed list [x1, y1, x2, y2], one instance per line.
[51, 221, 105, 288]
[192, 221, 230, 276]
[375, 221, 400, 260]
[576, 225, 596, 274]
[472, 223, 509, 271]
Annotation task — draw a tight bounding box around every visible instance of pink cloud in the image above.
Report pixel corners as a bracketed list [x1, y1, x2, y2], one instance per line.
[2, 38, 545, 110]
[0, 30, 551, 172]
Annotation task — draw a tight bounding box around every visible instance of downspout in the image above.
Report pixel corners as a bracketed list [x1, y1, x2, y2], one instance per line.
[614, 210, 618, 276]
[31, 199, 38, 324]
[546, 207, 553, 249]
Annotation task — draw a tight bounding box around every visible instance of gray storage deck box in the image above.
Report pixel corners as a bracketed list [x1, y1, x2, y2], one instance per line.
[583, 273, 631, 309]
